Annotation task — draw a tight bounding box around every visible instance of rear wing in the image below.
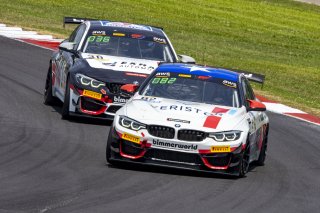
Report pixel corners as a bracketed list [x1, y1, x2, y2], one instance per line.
[63, 17, 97, 28]
[63, 16, 163, 30]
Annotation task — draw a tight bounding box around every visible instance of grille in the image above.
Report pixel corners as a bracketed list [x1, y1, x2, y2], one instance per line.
[204, 154, 231, 167]
[106, 105, 122, 114]
[107, 83, 124, 94]
[145, 149, 202, 165]
[121, 140, 143, 156]
[81, 97, 104, 111]
[147, 125, 175, 139]
[178, 130, 206, 141]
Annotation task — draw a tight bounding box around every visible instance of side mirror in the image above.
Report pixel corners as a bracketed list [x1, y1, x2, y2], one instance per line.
[120, 84, 139, 97]
[247, 99, 266, 111]
[59, 42, 75, 51]
[178, 54, 196, 64]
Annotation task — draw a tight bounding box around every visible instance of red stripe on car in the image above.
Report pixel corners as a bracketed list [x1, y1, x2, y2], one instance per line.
[203, 107, 229, 129]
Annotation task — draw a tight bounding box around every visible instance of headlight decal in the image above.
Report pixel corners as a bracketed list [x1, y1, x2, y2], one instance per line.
[76, 73, 106, 88]
[119, 116, 146, 131]
[208, 131, 241, 142]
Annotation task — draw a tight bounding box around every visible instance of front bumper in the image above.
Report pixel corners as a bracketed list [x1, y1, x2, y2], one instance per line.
[108, 127, 245, 176]
[68, 83, 129, 119]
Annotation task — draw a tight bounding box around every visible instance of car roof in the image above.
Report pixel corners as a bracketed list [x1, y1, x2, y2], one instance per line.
[156, 63, 240, 82]
[88, 21, 165, 36]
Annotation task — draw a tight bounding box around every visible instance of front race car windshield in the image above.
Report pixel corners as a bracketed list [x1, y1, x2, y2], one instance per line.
[82, 30, 175, 62]
[140, 72, 240, 107]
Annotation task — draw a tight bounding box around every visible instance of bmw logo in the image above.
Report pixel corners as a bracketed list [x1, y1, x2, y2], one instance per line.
[175, 124, 181, 128]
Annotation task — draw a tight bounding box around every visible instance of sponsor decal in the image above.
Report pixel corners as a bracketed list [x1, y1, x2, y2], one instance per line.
[131, 34, 145, 39]
[222, 80, 237, 88]
[102, 61, 117, 66]
[228, 109, 237, 115]
[125, 72, 148, 78]
[153, 37, 167, 44]
[113, 32, 125, 37]
[178, 74, 191, 78]
[210, 146, 231, 153]
[122, 133, 140, 144]
[203, 107, 229, 129]
[100, 89, 107, 95]
[92, 30, 106, 35]
[140, 96, 161, 103]
[101, 22, 153, 31]
[167, 118, 190, 124]
[156, 72, 170, 77]
[83, 90, 102, 99]
[198, 76, 211, 80]
[114, 96, 128, 103]
[152, 139, 198, 151]
[119, 61, 155, 71]
[155, 105, 219, 116]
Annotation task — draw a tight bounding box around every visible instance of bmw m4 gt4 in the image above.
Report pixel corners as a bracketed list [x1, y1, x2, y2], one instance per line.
[106, 64, 269, 177]
[44, 17, 195, 119]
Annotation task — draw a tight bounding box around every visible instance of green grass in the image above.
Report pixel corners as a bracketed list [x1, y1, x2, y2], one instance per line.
[1, 0, 319, 116]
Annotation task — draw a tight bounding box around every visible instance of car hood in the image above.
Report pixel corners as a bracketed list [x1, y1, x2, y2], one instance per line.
[71, 53, 159, 84]
[121, 95, 247, 132]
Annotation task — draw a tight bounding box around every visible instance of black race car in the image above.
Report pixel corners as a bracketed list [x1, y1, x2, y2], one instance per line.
[44, 17, 195, 119]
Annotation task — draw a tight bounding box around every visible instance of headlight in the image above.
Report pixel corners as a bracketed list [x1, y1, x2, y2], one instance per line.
[75, 74, 105, 88]
[119, 116, 146, 131]
[208, 131, 241, 142]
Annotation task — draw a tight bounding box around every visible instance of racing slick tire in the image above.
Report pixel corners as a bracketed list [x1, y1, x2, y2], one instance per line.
[61, 77, 71, 120]
[44, 67, 59, 105]
[238, 143, 250, 178]
[256, 129, 269, 166]
[106, 128, 113, 164]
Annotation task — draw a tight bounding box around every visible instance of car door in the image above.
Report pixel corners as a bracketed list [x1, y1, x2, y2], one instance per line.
[241, 78, 264, 160]
[53, 23, 87, 101]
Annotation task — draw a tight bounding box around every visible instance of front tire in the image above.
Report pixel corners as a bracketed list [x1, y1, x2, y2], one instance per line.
[61, 77, 71, 119]
[238, 143, 250, 178]
[44, 67, 59, 105]
[106, 126, 114, 164]
[256, 131, 268, 166]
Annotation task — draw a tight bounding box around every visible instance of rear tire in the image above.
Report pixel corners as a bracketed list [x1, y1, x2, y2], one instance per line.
[238, 143, 250, 178]
[44, 67, 59, 105]
[61, 77, 71, 119]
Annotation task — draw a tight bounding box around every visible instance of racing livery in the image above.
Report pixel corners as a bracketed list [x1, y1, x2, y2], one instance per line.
[44, 17, 195, 119]
[106, 64, 269, 177]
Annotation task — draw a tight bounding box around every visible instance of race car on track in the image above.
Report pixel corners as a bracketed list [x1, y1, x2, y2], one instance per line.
[44, 17, 195, 119]
[106, 64, 269, 177]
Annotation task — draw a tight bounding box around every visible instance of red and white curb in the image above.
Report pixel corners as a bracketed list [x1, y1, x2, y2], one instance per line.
[256, 95, 320, 126]
[1, 22, 319, 126]
[0, 23, 62, 50]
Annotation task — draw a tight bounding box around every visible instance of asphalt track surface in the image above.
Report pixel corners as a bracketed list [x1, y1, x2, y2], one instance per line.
[0, 36, 320, 213]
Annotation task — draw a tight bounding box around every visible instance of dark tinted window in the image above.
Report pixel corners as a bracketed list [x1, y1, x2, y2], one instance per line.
[141, 72, 239, 107]
[242, 78, 255, 100]
[82, 30, 174, 62]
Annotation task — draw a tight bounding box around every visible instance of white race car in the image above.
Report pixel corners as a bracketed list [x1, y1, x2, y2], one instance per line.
[106, 64, 269, 177]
